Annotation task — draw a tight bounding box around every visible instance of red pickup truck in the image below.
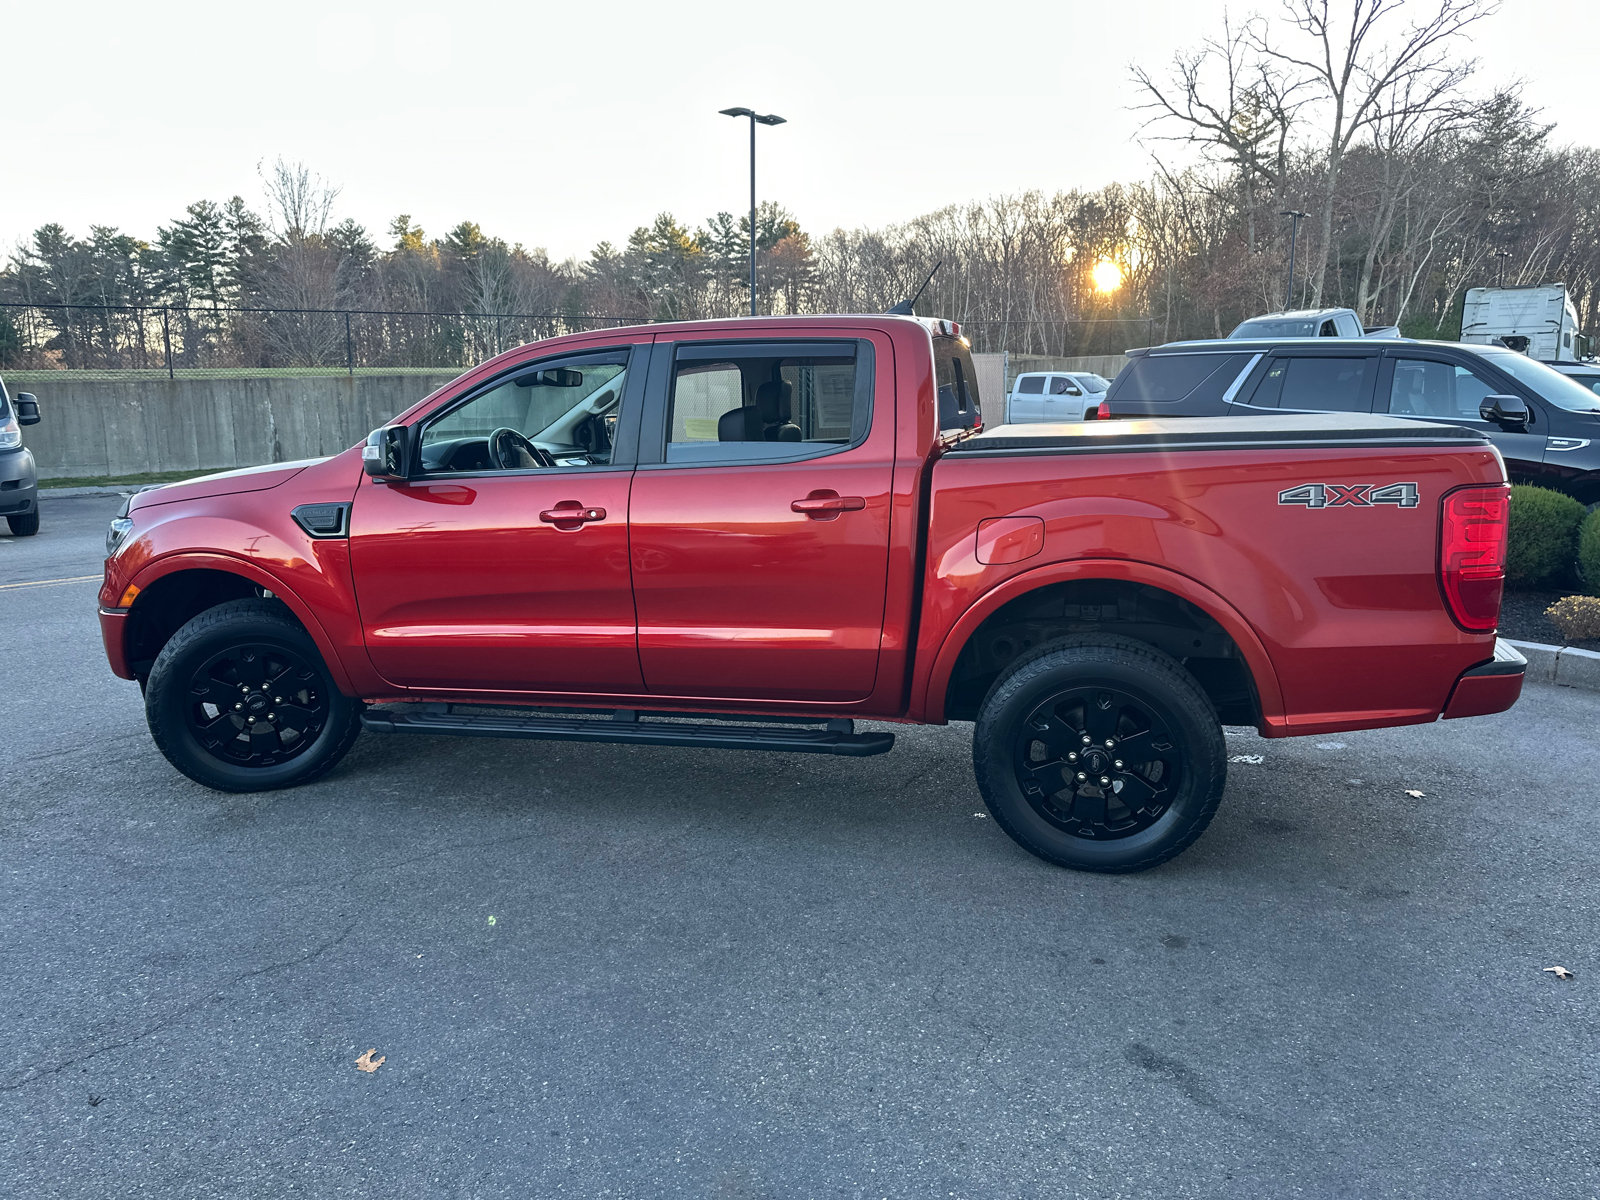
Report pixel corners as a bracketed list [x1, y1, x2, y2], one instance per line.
[98, 315, 1523, 872]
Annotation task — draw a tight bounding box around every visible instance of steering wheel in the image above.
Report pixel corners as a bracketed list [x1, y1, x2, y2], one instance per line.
[487, 427, 556, 470]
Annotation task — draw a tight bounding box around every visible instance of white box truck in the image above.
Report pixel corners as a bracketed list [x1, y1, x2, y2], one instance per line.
[1461, 284, 1591, 363]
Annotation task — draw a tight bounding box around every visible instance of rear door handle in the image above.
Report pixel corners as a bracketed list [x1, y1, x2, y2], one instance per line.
[791, 490, 865, 520]
[540, 501, 606, 530]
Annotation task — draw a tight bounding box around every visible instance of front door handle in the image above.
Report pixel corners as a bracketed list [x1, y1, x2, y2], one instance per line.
[791, 490, 865, 520]
[540, 501, 606, 530]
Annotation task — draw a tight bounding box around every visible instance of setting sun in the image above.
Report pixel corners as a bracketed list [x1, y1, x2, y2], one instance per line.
[1091, 259, 1123, 293]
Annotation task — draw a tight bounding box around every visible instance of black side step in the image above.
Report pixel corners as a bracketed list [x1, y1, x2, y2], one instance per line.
[360, 707, 895, 757]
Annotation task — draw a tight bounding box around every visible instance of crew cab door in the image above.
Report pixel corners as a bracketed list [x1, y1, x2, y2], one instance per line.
[1042, 373, 1086, 421]
[348, 341, 649, 694]
[1009, 374, 1045, 422]
[627, 333, 893, 702]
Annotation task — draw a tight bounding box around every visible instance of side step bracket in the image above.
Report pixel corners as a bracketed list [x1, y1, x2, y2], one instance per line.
[360, 707, 895, 758]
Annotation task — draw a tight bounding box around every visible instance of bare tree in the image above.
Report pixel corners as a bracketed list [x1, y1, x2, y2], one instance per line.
[1255, 0, 1493, 303]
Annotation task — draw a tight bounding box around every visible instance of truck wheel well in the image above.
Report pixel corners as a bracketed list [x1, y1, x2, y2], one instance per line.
[943, 579, 1260, 725]
[123, 569, 275, 681]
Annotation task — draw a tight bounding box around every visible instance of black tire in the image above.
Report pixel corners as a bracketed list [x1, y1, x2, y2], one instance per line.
[145, 598, 362, 793]
[7, 510, 39, 536]
[972, 636, 1226, 873]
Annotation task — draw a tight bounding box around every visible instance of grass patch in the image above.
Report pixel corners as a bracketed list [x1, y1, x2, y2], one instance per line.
[41, 468, 221, 490]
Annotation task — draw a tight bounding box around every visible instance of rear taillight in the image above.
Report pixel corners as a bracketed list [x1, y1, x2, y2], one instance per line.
[1438, 484, 1509, 632]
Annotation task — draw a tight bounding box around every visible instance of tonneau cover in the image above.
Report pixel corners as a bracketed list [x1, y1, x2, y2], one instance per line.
[948, 412, 1489, 456]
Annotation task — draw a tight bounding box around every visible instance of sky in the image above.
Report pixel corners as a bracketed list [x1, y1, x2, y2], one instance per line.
[3, 0, 1593, 263]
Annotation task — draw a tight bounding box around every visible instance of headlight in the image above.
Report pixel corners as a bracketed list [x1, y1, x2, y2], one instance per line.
[0, 416, 19, 450]
[106, 516, 135, 557]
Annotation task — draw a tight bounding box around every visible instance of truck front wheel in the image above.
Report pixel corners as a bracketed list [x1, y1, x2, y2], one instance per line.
[973, 636, 1227, 873]
[144, 598, 363, 793]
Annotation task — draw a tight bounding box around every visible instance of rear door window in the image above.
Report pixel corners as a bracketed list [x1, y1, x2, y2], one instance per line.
[1245, 355, 1375, 412]
[1016, 375, 1045, 394]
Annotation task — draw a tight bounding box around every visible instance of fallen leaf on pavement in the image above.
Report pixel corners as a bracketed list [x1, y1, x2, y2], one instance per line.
[1543, 966, 1575, 980]
[1229, 754, 1264, 764]
[1404, 789, 1425, 798]
[355, 1049, 386, 1073]
[973, 812, 988, 819]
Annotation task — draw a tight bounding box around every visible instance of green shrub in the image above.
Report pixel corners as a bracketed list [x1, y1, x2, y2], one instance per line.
[1506, 484, 1586, 589]
[1580, 509, 1600, 596]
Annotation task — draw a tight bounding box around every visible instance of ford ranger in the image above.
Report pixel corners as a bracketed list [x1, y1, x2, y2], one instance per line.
[97, 315, 1524, 873]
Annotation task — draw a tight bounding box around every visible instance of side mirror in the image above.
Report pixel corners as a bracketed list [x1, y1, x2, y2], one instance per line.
[13, 393, 39, 426]
[1479, 394, 1530, 431]
[362, 425, 412, 481]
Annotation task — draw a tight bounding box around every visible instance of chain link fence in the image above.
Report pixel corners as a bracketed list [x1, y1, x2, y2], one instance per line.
[0, 302, 1156, 381]
[0, 302, 640, 380]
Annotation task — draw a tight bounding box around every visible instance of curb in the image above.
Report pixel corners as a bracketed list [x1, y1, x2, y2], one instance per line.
[39, 486, 139, 498]
[1504, 639, 1600, 692]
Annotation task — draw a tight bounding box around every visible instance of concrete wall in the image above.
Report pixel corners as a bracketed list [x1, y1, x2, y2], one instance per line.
[22, 356, 1136, 479]
[22, 373, 460, 480]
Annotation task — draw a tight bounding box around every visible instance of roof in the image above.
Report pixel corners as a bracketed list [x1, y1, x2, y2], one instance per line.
[1136, 335, 1522, 355]
[1236, 308, 1357, 321]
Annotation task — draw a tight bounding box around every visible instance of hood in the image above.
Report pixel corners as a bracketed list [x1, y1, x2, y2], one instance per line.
[129, 458, 327, 511]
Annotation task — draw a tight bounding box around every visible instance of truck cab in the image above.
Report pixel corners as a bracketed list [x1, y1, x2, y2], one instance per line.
[1461, 284, 1592, 363]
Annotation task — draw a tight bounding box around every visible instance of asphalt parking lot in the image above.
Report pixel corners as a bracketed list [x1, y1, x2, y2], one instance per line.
[3, 495, 1598, 1199]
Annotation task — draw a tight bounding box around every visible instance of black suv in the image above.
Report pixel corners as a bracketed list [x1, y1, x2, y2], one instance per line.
[1104, 337, 1600, 502]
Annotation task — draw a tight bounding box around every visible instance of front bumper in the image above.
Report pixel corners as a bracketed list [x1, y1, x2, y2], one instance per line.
[1441, 639, 1525, 719]
[0, 448, 37, 516]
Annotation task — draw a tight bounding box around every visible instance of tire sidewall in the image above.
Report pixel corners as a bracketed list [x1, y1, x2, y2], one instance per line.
[147, 606, 357, 792]
[974, 642, 1226, 872]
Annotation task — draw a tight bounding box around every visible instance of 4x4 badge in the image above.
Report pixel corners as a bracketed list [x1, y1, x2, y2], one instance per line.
[1278, 483, 1419, 509]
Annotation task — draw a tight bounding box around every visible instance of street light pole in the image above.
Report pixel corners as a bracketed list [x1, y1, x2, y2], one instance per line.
[720, 107, 786, 317]
[1494, 249, 1512, 288]
[1280, 210, 1308, 311]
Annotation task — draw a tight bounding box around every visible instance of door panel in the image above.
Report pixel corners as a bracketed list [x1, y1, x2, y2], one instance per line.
[628, 333, 895, 703]
[350, 471, 640, 692]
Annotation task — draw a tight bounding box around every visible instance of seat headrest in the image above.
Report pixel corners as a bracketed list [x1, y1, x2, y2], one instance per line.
[755, 379, 792, 423]
[717, 405, 763, 442]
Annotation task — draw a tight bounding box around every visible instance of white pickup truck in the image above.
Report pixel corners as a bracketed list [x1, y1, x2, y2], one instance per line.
[1003, 370, 1111, 423]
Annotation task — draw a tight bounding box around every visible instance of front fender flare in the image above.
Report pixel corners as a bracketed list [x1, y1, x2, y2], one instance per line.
[124, 551, 357, 696]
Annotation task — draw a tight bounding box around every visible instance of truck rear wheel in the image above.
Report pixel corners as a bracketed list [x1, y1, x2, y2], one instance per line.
[972, 636, 1226, 873]
[144, 598, 362, 793]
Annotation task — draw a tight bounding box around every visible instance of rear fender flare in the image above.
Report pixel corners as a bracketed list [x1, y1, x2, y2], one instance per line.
[916, 558, 1285, 728]
[126, 552, 356, 695]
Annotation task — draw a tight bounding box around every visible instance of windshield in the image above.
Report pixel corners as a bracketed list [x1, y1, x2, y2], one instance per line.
[1474, 350, 1600, 412]
[1075, 374, 1110, 393]
[1231, 318, 1319, 338]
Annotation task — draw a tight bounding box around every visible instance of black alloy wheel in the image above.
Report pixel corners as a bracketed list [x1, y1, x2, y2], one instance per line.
[973, 636, 1227, 873]
[185, 641, 329, 768]
[145, 598, 363, 793]
[1015, 685, 1179, 840]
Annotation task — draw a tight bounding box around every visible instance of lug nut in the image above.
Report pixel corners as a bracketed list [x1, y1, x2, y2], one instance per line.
[267, 713, 276, 721]
[1081, 735, 1092, 745]
[1114, 760, 1124, 769]
[1076, 772, 1087, 781]
[1068, 752, 1078, 762]
[1104, 739, 1115, 747]
[247, 716, 256, 723]
[273, 697, 282, 704]
[234, 703, 243, 711]
[1100, 776, 1110, 785]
